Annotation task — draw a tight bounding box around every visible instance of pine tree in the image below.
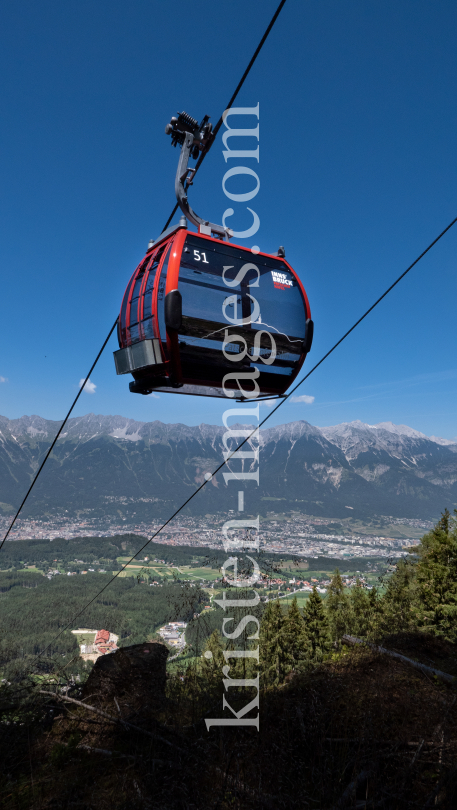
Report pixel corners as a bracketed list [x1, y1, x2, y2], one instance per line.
[282, 596, 311, 672]
[349, 579, 371, 637]
[376, 509, 457, 641]
[303, 586, 330, 661]
[380, 557, 417, 634]
[201, 629, 225, 678]
[325, 569, 351, 642]
[414, 508, 457, 641]
[437, 507, 451, 534]
[219, 589, 263, 682]
[367, 585, 382, 639]
[259, 599, 288, 685]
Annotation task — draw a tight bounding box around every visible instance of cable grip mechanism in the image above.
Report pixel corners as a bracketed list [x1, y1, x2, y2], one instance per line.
[165, 111, 232, 240]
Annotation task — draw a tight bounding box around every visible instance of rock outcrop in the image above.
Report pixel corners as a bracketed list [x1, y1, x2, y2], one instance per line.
[82, 641, 169, 714]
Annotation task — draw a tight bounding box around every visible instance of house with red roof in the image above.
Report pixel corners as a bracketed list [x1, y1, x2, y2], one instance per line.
[95, 629, 110, 646]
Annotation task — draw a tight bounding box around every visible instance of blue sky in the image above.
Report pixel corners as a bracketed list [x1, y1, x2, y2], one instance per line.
[1, 0, 456, 438]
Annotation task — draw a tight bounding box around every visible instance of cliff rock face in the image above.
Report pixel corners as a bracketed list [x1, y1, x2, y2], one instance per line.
[1, 414, 456, 520]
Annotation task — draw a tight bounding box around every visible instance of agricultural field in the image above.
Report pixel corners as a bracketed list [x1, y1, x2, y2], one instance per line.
[182, 566, 221, 581]
[116, 558, 221, 582]
[277, 591, 311, 609]
[116, 558, 175, 578]
[71, 630, 96, 646]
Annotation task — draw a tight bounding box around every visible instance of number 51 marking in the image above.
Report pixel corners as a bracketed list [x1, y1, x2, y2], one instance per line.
[194, 250, 209, 264]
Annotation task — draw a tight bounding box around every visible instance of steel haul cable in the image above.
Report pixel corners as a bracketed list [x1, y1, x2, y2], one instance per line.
[34, 213, 457, 659]
[0, 0, 288, 554]
[161, 0, 288, 233]
[0, 0, 455, 662]
[0, 318, 119, 553]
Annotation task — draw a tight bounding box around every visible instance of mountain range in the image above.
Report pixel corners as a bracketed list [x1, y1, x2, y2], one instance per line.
[0, 413, 456, 522]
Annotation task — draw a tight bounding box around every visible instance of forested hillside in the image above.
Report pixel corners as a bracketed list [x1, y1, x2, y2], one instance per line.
[0, 573, 205, 681]
[1, 511, 457, 808]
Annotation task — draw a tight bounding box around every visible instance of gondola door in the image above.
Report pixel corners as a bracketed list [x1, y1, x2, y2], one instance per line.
[160, 228, 187, 388]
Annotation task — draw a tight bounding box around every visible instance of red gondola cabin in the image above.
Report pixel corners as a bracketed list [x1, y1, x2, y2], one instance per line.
[114, 110, 313, 399]
[114, 221, 313, 399]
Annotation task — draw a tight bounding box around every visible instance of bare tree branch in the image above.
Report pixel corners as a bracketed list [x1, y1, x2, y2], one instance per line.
[341, 636, 456, 685]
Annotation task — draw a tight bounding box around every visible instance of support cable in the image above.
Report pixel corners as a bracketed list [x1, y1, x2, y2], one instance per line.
[1, 0, 291, 659]
[161, 0, 288, 233]
[4, 0, 288, 554]
[36, 214, 457, 660]
[0, 318, 119, 551]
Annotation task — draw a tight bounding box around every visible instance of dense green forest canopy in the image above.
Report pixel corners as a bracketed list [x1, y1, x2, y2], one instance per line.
[0, 535, 228, 570]
[1, 512, 457, 809]
[0, 570, 205, 679]
[0, 535, 387, 573]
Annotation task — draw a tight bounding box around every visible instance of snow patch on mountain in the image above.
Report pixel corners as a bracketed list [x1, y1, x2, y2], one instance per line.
[430, 435, 457, 447]
[110, 426, 142, 442]
[374, 422, 428, 440]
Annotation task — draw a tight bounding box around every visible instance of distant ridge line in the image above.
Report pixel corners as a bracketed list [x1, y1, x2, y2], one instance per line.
[0, 412, 455, 447]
